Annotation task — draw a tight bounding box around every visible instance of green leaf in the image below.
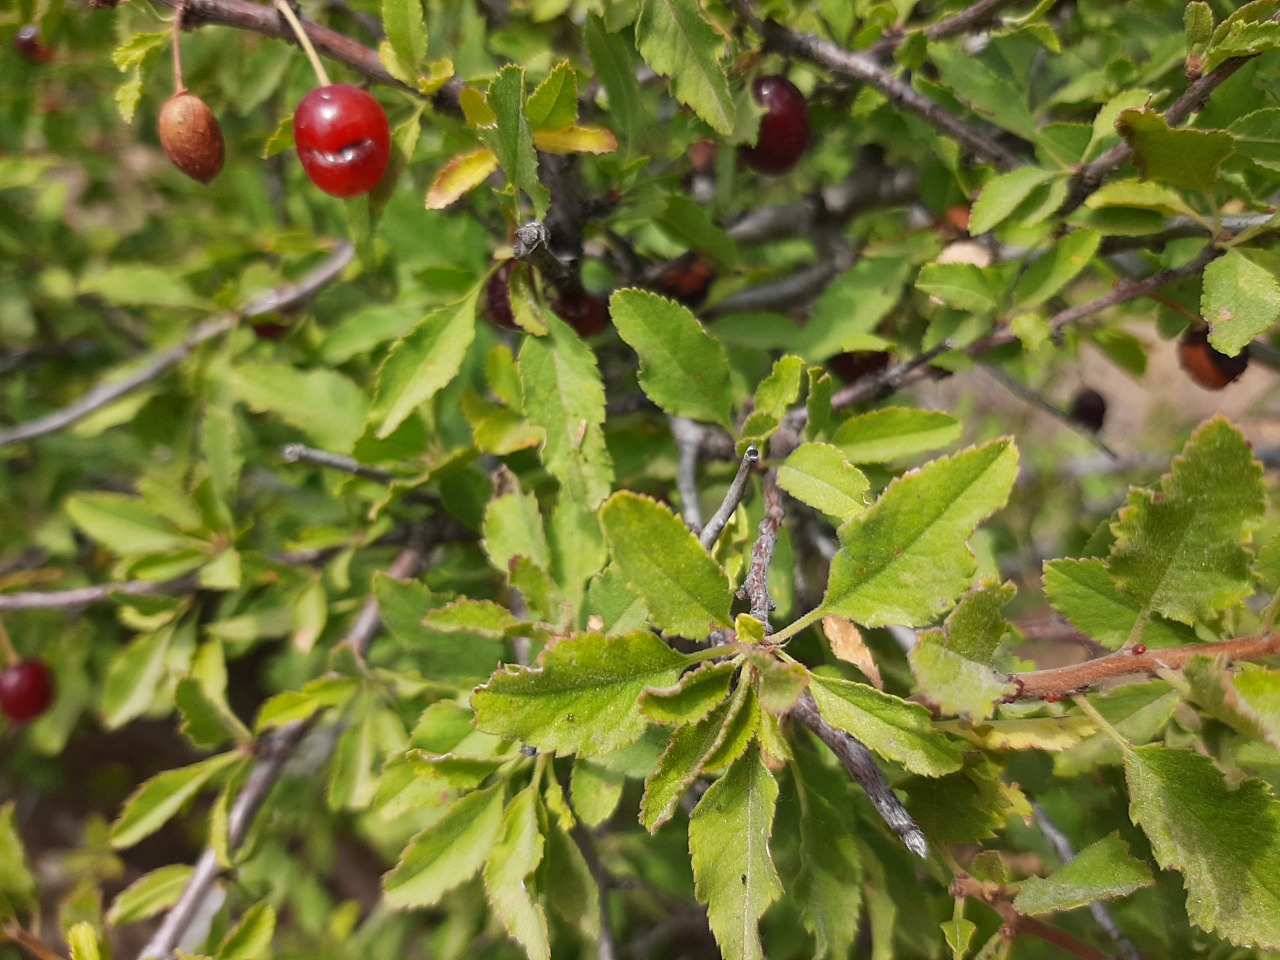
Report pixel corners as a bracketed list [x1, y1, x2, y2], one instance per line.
[1013, 833, 1153, 915]
[175, 677, 250, 750]
[1126, 745, 1280, 949]
[903, 754, 1028, 842]
[809, 675, 964, 776]
[370, 288, 480, 440]
[818, 439, 1018, 627]
[600, 492, 733, 636]
[749, 654, 809, 715]
[570, 759, 625, 828]
[472, 631, 688, 756]
[641, 695, 745, 832]
[585, 15, 644, 148]
[233, 362, 369, 453]
[915, 262, 1002, 313]
[1229, 108, 1280, 172]
[1185, 2, 1214, 58]
[641, 660, 736, 725]
[929, 44, 1038, 140]
[539, 781, 601, 937]
[1012, 229, 1101, 309]
[383, 783, 507, 908]
[0, 803, 37, 917]
[1109, 417, 1265, 625]
[659, 195, 739, 266]
[909, 581, 1018, 720]
[484, 481, 551, 575]
[793, 257, 910, 362]
[525, 61, 578, 130]
[1231, 665, 1280, 750]
[110, 752, 242, 849]
[969, 168, 1056, 234]
[101, 627, 174, 731]
[794, 773, 863, 959]
[586, 566, 651, 635]
[381, 0, 426, 78]
[65, 493, 194, 556]
[689, 745, 782, 960]
[519, 314, 614, 509]
[1083, 178, 1201, 219]
[1202, 250, 1280, 357]
[484, 787, 550, 960]
[479, 65, 550, 217]
[1044, 558, 1197, 650]
[78, 264, 210, 310]
[633, 0, 735, 135]
[609, 289, 733, 428]
[107, 864, 193, 926]
[831, 408, 962, 464]
[66, 923, 100, 960]
[216, 901, 276, 960]
[776, 443, 870, 523]
[1206, 0, 1280, 69]
[1114, 108, 1234, 192]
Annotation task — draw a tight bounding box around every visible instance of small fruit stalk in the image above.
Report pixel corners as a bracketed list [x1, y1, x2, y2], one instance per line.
[0, 619, 53, 724]
[157, 0, 225, 184]
[275, 0, 390, 198]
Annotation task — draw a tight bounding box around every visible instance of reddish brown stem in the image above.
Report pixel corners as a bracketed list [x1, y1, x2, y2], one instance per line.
[1008, 633, 1280, 702]
[952, 874, 1114, 960]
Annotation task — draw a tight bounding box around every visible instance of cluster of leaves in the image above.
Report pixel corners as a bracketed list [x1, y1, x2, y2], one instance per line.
[5, 1, 1280, 960]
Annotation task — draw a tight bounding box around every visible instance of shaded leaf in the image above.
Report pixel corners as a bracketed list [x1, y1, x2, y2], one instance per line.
[634, 0, 735, 134]
[1014, 833, 1153, 915]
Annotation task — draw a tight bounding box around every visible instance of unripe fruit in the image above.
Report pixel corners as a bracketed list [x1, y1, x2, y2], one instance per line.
[13, 25, 53, 63]
[0, 658, 54, 723]
[1068, 387, 1107, 433]
[552, 291, 609, 337]
[158, 91, 225, 184]
[1177, 327, 1248, 391]
[293, 84, 391, 198]
[739, 75, 811, 176]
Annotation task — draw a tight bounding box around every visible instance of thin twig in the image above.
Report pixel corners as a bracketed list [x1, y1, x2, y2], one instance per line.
[951, 873, 1114, 960]
[670, 417, 707, 532]
[1007, 633, 1280, 702]
[1033, 804, 1144, 960]
[0, 576, 201, 612]
[704, 257, 846, 317]
[744, 15, 1022, 170]
[981, 365, 1118, 460]
[791, 691, 929, 858]
[739, 468, 783, 626]
[0, 243, 355, 449]
[139, 542, 427, 960]
[867, 0, 1021, 56]
[699, 444, 759, 550]
[281, 443, 397, 483]
[1061, 14, 1280, 214]
[0, 316, 234, 448]
[145, 0, 461, 111]
[513, 221, 574, 288]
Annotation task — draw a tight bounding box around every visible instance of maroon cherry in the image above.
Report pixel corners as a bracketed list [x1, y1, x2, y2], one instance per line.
[0, 658, 54, 723]
[1177, 327, 1249, 391]
[13, 25, 52, 63]
[485, 262, 519, 330]
[739, 75, 810, 176]
[293, 84, 391, 198]
[1068, 387, 1107, 433]
[251, 321, 289, 340]
[653, 254, 715, 308]
[552, 292, 609, 337]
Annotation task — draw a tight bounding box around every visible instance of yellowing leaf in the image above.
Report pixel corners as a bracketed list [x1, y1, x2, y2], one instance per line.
[425, 148, 498, 209]
[532, 125, 619, 154]
[821, 617, 882, 688]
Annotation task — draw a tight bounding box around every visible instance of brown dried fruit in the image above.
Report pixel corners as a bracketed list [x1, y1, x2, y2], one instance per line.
[158, 91, 225, 184]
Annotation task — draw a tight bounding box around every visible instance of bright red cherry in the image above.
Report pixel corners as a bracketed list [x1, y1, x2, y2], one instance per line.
[293, 84, 391, 198]
[0, 658, 54, 723]
[13, 25, 52, 63]
[552, 292, 609, 337]
[739, 75, 811, 176]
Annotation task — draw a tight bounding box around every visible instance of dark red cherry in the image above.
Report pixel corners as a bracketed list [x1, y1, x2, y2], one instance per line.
[0, 658, 54, 723]
[293, 84, 391, 198]
[1068, 388, 1107, 432]
[552, 292, 609, 337]
[653, 254, 715, 308]
[251, 321, 289, 340]
[13, 25, 52, 63]
[1177, 327, 1248, 391]
[739, 75, 811, 176]
[485, 262, 518, 330]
